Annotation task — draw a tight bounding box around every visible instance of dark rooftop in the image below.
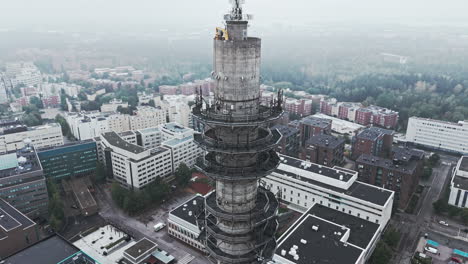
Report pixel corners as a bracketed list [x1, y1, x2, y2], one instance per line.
[300, 116, 332, 128]
[276, 203, 380, 264]
[170, 195, 204, 226]
[356, 127, 394, 140]
[3, 235, 95, 264]
[357, 154, 418, 174]
[460, 157, 468, 172]
[0, 147, 42, 179]
[102, 132, 146, 154]
[453, 176, 468, 191]
[119, 131, 136, 137]
[392, 147, 425, 162]
[308, 204, 380, 249]
[0, 199, 35, 235]
[124, 238, 157, 260]
[271, 124, 299, 138]
[306, 134, 345, 149]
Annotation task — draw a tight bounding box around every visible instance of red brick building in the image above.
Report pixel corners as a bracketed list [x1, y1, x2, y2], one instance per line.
[159, 85, 178, 95]
[298, 116, 332, 146]
[351, 127, 394, 160]
[301, 134, 345, 167]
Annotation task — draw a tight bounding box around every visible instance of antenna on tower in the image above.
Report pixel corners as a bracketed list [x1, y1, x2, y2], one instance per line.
[225, 0, 252, 21]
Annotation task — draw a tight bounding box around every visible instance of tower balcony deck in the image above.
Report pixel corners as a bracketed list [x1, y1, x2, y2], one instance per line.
[204, 187, 278, 223]
[192, 105, 283, 126]
[195, 150, 280, 181]
[194, 127, 282, 154]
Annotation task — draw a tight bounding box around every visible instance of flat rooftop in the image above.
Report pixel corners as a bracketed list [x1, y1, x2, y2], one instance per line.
[357, 154, 418, 174]
[271, 124, 299, 138]
[119, 131, 136, 137]
[102, 132, 146, 154]
[306, 134, 345, 149]
[0, 147, 42, 179]
[162, 136, 192, 147]
[392, 147, 425, 162]
[4, 235, 96, 264]
[453, 176, 468, 191]
[0, 199, 35, 239]
[280, 155, 354, 183]
[170, 195, 204, 226]
[300, 116, 332, 128]
[275, 204, 381, 264]
[356, 127, 394, 140]
[137, 127, 160, 134]
[460, 157, 468, 172]
[162, 123, 190, 134]
[124, 238, 157, 260]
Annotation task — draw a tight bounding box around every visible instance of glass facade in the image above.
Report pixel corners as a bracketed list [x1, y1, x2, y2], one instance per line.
[38, 142, 98, 180]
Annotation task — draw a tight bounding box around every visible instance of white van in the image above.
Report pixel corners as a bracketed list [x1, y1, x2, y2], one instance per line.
[424, 246, 438, 254]
[154, 222, 166, 232]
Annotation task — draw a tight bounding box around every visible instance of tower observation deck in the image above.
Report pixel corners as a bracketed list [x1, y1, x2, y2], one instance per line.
[192, 1, 284, 263]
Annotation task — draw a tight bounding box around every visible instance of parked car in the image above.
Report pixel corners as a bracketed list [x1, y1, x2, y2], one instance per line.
[154, 222, 166, 232]
[439, 220, 449, 226]
[450, 257, 462, 263]
[424, 247, 438, 254]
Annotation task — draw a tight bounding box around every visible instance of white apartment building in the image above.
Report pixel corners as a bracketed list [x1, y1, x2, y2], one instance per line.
[41, 82, 82, 97]
[100, 99, 128, 112]
[168, 195, 206, 252]
[100, 132, 172, 189]
[135, 127, 163, 150]
[263, 155, 394, 227]
[128, 106, 166, 130]
[6, 62, 42, 88]
[156, 95, 193, 127]
[449, 156, 468, 208]
[406, 117, 468, 154]
[0, 75, 8, 103]
[66, 112, 127, 140]
[161, 123, 204, 171]
[0, 123, 64, 154]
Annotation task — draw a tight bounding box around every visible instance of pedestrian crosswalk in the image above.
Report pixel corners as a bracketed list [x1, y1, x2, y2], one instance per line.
[178, 254, 195, 264]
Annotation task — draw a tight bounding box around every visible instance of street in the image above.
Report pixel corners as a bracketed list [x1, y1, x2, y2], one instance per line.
[94, 185, 212, 264]
[393, 153, 460, 264]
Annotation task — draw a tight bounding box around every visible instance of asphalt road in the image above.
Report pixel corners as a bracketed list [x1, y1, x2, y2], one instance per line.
[393, 153, 457, 264]
[95, 185, 212, 264]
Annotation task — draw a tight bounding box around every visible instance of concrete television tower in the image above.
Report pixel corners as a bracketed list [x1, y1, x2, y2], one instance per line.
[193, 0, 284, 263]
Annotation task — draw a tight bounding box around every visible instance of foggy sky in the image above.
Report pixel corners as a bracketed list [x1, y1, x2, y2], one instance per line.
[2, 0, 468, 31]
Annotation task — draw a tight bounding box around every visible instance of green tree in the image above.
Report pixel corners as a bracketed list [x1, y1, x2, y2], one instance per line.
[30, 96, 44, 109]
[92, 162, 107, 184]
[369, 242, 392, 264]
[148, 99, 156, 107]
[175, 163, 192, 187]
[55, 114, 72, 139]
[422, 167, 433, 180]
[433, 199, 448, 215]
[383, 228, 401, 249]
[111, 182, 128, 208]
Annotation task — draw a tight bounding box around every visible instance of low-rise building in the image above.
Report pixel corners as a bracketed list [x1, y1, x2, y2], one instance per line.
[0, 199, 39, 258]
[406, 117, 468, 155]
[0, 123, 64, 154]
[0, 147, 49, 219]
[100, 132, 172, 189]
[356, 147, 425, 209]
[264, 155, 394, 226]
[301, 134, 345, 167]
[4, 234, 97, 263]
[100, 98, 129, 112]
[449, 156, 468, 208]
[351, 127, 394, 160]
[37, 140, 98, 181]
[312, 113, 364, 136]
[168, 195, 206, 252]
[272, 204, 382, 264]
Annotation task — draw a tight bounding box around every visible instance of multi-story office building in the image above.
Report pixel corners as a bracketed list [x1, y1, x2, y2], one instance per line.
[406, 117, 468, 154]
[162, 134, 204, 171]
[298, 116, 332, 146]
[66, 111, 130, 140]
[273, 204, 382, 264]
[0, 147, 49, 219]
[37, 140, 98, 181]
[351, 127, 394, 160]
[0, 123, 64, 155]
[168, 195, 206, 252]
[100, 132, 172, 189]
[264, 155, 394, 226]
[356, 147, 424, 209]
[272, 124, 300, 157]
[0, 199, 39, 258]
[128, 106, 166, 130]
[135, 127, 163, 150]
[301, 134, 345, 167]
[449, 156, 468, 208]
